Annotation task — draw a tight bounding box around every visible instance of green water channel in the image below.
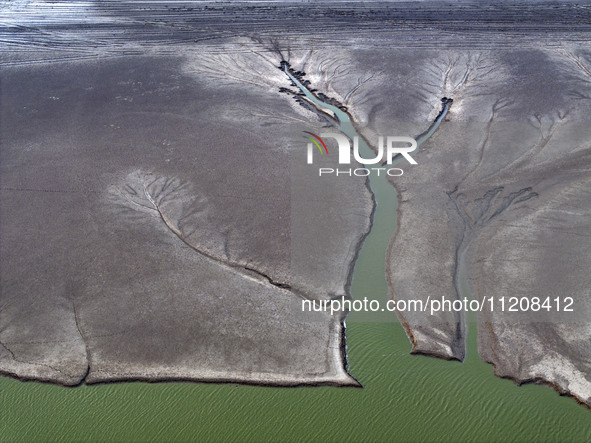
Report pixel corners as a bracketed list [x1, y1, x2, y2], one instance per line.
[2, 70, 591, 442]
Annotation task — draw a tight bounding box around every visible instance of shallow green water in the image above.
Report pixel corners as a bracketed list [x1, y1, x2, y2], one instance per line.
[3, 71, 591, 443]
[3, 322, 590, 442]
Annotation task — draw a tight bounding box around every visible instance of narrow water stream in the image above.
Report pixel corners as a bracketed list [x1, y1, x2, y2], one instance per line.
[284, 65, 450, 324]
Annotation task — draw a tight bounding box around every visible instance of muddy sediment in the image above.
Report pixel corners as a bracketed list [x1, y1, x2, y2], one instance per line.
[1, 1, 591, 407]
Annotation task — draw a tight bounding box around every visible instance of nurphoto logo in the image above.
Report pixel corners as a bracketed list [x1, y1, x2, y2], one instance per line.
[304, 132, 418, 177]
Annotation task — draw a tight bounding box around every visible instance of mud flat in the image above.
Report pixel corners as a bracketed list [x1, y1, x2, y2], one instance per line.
[272, 38, 591, 406]
[379, 49, 591, 406]
[302, 46, 591, 404]
[1, 1, 591, 408]
[0, 10, 374, 385]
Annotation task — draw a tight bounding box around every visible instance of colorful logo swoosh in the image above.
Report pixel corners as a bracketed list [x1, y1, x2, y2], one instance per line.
[303, 131, 328, 155]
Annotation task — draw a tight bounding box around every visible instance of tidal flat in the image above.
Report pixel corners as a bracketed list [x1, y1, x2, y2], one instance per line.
[1, 1, 591, 441]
